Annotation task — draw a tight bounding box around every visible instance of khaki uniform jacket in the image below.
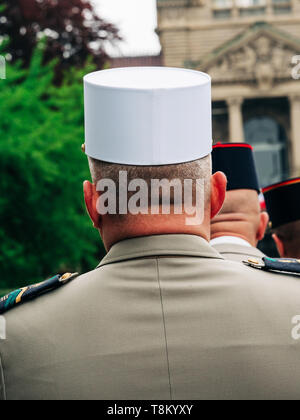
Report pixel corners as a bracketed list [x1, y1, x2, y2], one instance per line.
[1, 234, 300, 400]
[212, 243, 266, 263]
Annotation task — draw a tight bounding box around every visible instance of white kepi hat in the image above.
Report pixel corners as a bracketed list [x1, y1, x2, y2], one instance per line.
[84, 67, 212, 166]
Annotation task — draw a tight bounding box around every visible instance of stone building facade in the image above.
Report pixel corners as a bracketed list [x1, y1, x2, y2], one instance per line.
[157, 0, 300, 186]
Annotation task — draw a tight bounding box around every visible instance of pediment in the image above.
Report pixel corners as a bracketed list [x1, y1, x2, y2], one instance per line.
[199, 22, 300, 89]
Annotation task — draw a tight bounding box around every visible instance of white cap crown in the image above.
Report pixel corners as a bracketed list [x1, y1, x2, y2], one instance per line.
[84, 67, 212, 165]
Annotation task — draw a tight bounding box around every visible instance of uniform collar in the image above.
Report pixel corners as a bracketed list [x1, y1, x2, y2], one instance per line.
[210, 236, 252, 248]
[98, 234, 224, 268]
[212, 242, 265, 259]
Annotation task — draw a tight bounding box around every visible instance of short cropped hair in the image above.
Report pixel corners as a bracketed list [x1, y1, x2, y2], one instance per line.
[88, 155, 212, 211]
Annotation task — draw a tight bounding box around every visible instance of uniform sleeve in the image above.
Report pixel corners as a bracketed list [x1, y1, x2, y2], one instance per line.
[0, 352, 6, 400]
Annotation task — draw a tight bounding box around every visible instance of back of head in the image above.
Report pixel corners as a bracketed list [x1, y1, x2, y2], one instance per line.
[87, 155, 224, 250]
[88, 156, 212, 193]
[273, 221, 300, 258]
[211, 189, 267, 246]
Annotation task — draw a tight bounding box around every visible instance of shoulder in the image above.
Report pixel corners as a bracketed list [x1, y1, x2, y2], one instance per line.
[244, 256, 300, 276]
[209, 254, 300, 291]
[0, 272, 79, 316]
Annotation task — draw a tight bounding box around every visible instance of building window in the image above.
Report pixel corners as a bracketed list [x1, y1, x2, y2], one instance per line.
[245, 117, 289, 187]
[212, 101, 229, 142]
[212, 0, 292, 18]
[237, 0, 266, 6]
[212, 0, 233, 18]
[237, 0, 267, 16]
[213, 9, 233, 18]
[213, 0, 233, 6]
[272, 0, 292, 14]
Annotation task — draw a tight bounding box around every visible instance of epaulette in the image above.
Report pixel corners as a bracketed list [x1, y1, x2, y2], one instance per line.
[244, 257, 300, 275]
[0, 272, 79, 315]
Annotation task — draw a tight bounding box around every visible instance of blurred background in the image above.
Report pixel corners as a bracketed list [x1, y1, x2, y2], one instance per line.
[1, 0, 300, 293]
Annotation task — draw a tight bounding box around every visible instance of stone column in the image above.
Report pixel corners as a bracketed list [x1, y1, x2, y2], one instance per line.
[289, 95, 300, 176]
[226, 97, 245, 142]
[266, 0, 273, 16]
[232, 0, 239, 18]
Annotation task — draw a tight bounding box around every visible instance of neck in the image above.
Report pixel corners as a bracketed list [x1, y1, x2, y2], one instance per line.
[211, 215, 257, 248]
[100, 213, 211, 251]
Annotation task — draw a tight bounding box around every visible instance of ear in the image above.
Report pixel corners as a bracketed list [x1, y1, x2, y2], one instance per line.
[256, 211, 269, 242]
[83, 181, 101, 229]
[210, 171, 227, 219]
[272, 233, 286, 257]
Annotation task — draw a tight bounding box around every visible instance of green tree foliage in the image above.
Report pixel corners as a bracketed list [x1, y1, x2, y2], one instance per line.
[0, 42, 106, 289]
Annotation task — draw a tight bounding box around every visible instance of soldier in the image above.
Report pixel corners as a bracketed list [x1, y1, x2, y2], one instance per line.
[210, 143, 269, 262]
[2, 67, 300, 400]
[263, 178, 300, 258]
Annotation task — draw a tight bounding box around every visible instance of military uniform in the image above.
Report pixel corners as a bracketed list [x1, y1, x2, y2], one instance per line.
[211, 236, 266, 263]
[2, 234, 300, 400]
